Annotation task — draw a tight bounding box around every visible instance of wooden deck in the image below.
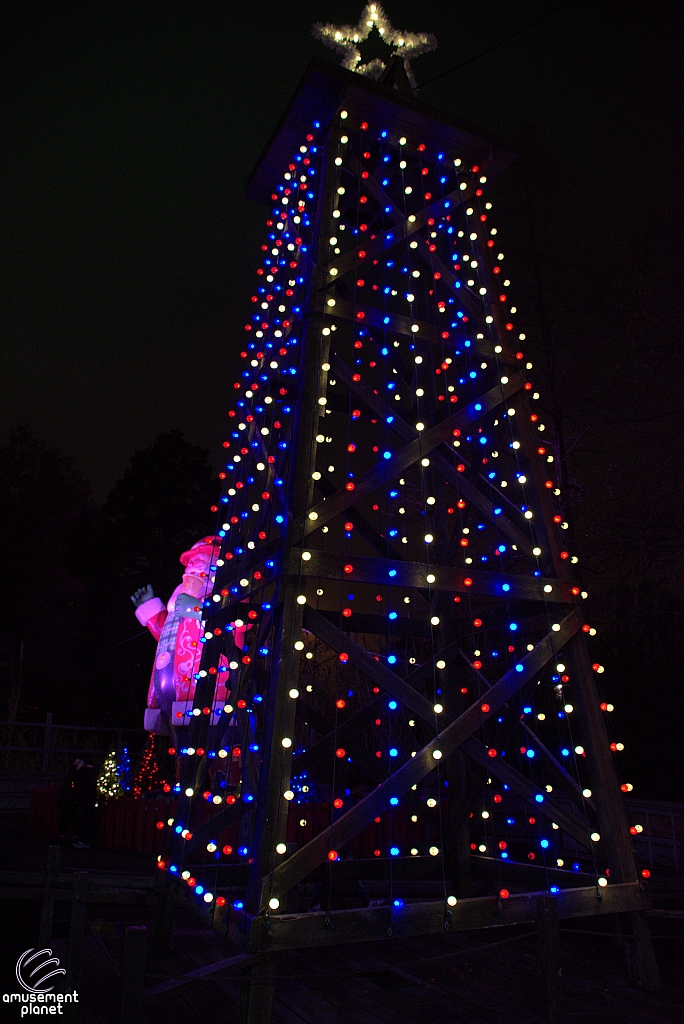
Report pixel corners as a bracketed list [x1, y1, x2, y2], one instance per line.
[37, 890, 684, 1024]
[1, 814, 683, 1023]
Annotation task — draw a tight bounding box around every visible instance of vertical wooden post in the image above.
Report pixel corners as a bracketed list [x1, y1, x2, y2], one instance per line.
[624, 911, 661, 993]
[537, 895, 563, 1024]
[570, 635, 661, 991]
[239, 954, 275, 1024]
[121, 926, 147, 1024]
[42, 711, 53, 773]
[246, 129, 339, 921]
[151, 872, 176, 956]
[444, 751, 472, 898]
[66, 871, 88, 994]
[38, 844, 61, 945]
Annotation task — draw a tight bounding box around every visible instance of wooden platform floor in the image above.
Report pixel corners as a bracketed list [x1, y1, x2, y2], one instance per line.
[33, 901, 680, 1024]
[2, 813, 683, 1023]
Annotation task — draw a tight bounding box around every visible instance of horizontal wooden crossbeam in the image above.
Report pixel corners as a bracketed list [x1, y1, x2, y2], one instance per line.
[224, 881, 649, 952]
[291, 549, 575, 603]
[331, 353, 537, 555]
[316, 294, 503, 361]
[294, 374, 524, 541]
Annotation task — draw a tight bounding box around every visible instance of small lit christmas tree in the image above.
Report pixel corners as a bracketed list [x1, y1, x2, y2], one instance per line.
[97, 748, 126, 797]
[118, 746, 132, 792]
[133, 733, 166, 796]
[97, 747, 132, 797]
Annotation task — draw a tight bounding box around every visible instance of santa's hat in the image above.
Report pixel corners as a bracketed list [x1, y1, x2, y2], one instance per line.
[180, 536, 222, 567]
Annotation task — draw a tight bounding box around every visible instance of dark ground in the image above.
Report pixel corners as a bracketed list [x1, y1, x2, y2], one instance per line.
[1, 813, 683, 1023]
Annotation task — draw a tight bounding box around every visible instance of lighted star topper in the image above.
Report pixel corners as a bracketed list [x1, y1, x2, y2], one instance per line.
[312, 3, 437, 90]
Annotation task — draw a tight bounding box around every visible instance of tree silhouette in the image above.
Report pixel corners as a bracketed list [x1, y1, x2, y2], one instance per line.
[0, 426, 92, 721]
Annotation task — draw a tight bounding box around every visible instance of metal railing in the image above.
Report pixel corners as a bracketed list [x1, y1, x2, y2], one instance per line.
[0, 713, 148, 774]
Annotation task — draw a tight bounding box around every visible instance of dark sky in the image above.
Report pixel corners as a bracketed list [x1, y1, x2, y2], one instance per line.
[3, 0, 682, 499]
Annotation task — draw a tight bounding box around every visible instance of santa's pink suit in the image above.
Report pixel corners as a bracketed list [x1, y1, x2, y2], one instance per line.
[135, 537, 228, 734]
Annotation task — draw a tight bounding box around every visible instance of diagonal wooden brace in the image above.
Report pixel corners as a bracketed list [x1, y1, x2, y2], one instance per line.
[261, 610, 581, 906]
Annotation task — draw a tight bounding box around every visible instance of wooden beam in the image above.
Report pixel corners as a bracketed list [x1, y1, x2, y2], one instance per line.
[322, 183, 472, 281]
[38, 844, 60, 946]
[518, 722, 597, 815]
[261, 611, 580, 904]
[225, 881, 649, 953]
[238, 954, 276, 1024]
[461, 737, 596, 854]
[537, 897, 564, 1024]
[303, 605, 436, 723]
[121, 926, 147, 1024]
[413, 239, 487, 324]
[315, 293, 450, 346]
[66, 871, 88, 994]
[318, 293, 505, 362]
[316, 608, 434, 637]
[346, 153, 405, 224]
[295, 374, 524, 541]
[293, 694, 385, 771]
[512, 391, 571, 580]
[313, 472, 405, 562]
[569, 635, 638, 884]
[331, 352, 538, 554]
[293, 549, 575, 604]
[293, 621, 471, 770]
[429, 449, 535, 555]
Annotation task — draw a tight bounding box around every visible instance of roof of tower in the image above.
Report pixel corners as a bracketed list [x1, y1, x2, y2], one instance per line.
[246, 58, 516, 203]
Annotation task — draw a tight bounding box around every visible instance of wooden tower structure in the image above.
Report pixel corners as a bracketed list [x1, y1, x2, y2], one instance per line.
[154, 53, 660, 1022]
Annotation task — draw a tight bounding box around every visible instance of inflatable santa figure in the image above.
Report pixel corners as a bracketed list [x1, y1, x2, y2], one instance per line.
[131, 536, 230, 735]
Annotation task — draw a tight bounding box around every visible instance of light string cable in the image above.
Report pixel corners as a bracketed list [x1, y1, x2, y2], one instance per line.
[379, 129, 402, 914]
[454, 157, 543, 882]
[470, 169, 600, 884]
[447, 156, 502, 890]
[218, 154, 316, 914]
[172, 528, 224, 886]
[471, 170, 563, 883]
[419, 0, 577, 89]
[330, 114, 375, 907]
[183, 427, 251, 903]
[215, 455, 279, 916]
[414, 141, 455, 907]
[396, 135, 446, 900]
[315, 115, 350, 913]
[255, 121, 338, 913]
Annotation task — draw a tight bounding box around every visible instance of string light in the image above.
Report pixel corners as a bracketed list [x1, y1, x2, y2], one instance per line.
[158, 63, 636, 916]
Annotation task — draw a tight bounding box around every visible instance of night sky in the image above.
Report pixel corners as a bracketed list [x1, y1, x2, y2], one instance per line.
[4, 0, 682, 499]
